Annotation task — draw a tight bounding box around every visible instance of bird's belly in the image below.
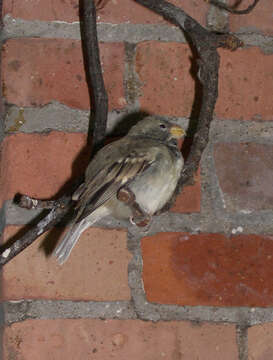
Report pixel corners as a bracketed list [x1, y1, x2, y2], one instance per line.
[129, 156, 182, 215]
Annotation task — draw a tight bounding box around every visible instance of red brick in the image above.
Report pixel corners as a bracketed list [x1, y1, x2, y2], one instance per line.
[3, 0, 208, 26]
[2, 38, 125, 110]
[216, 47, 273, 121]
[142, 232, 273, 307]
[3, 319, 238, 360]
[2, 225, 132, 300]
[214, 143, 273, 212]
[229, 0, 273, 35]
[0, 144, 9, 208]
[248, 323, 273, 359]
[1, 132, 89, 202]
[170, 168, 201, 213]
[3, 0, 80, 22]
[136, 42, 195, 117]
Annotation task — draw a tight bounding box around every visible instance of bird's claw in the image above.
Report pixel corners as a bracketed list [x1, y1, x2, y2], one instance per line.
[130, 214, 151, 228]
[118, 187, 151, 228]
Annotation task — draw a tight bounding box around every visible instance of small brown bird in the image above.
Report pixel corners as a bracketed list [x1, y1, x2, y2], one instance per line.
[54, 116, 185, 264]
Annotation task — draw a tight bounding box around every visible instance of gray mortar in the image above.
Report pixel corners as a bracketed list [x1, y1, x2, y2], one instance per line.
[4, 102, 140, 135]
[3, 300, 136, 325]
[0, 204, 6, 237]
[236, 325, 248, 360]
[4, 103, 190, 135]
[124, 43, 141, 107]
[237, 33, 273, 55]
[207, 0, 229, 33]
[4, 299, 273, 326]
[3, 16, 186, 43]
[3, 15, 273, 54]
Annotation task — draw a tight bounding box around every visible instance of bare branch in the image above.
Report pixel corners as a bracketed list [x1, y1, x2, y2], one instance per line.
[16, 194, 67, 210]
[207, 0, 260, 15]
[80, 0, 108, 152]
[0, 196, 72, 266]
[0, 0, 245, 266]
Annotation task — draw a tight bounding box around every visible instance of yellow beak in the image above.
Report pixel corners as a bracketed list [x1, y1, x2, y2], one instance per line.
[170, 125, 185, 139]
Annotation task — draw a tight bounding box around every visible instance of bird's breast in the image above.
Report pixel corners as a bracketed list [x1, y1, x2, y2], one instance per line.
[129, 152, 183, 215]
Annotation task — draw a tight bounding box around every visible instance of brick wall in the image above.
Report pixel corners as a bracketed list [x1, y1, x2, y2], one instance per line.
[1, 0, 273, 358]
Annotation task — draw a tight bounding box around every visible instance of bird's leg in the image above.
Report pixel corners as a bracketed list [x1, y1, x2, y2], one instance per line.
[117, 187, 151, 227]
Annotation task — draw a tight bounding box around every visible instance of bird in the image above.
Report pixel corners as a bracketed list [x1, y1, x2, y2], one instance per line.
[54, 116, 185, 264]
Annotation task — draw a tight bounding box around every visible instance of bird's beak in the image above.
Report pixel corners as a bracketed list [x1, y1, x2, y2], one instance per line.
[170, 125, 185, 139]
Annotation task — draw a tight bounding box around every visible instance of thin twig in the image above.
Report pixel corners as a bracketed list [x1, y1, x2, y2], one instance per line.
[0, 196, 72, 266]
[17, 194, 66, 210]
[208, 0, 260, 15]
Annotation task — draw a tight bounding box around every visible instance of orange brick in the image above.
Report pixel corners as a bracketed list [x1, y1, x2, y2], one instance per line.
[170, 167, 201, 213]
[142, 232, 273, 306]
[229, 0, 273, 35]
[2, 225, 132, 301]
[3, 319, 238, 360]
[136, 42, 195, 117]
[2, 39, 125, 110]
[214, 143, 273, 211]
[216, 47, 273, 121]
[248, 323, 273, 359]
[3, 0, 209, 26]
[1, 132, 89, 202]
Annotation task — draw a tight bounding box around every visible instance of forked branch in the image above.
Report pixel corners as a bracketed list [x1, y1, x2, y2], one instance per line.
[0, 0, 257, 265]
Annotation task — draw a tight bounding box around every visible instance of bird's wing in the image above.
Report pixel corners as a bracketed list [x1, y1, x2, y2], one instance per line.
[74, 146, 157, 222]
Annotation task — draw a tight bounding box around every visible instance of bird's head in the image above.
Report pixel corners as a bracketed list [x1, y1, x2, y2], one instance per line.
[128, 116, 185, 143]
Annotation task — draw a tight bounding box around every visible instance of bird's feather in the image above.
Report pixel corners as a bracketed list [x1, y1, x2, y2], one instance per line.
[74, 149, 155, 223]
[54, 206, 111, 264]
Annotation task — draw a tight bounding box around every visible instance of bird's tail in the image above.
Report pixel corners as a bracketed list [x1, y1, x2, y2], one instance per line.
[54, 206, 111, 265]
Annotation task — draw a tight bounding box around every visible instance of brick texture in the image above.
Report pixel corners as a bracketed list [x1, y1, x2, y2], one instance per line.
[248, 323, 273, 359]
[216, 47, 273, 121]
[3, 0, 209, 26]
[0, 132, 89, 202]
[3, 319, 238, 360]
[1, 0, 272, 358]
[135, 42, 195, 117]
[171, 168, 201, 213]
[2, 225, 132, 301]
[229, 0, 273, 35]
[214, 143, 273, 212]
[3, 0, 80, 22]
[142, 232, 273, 307]
[2, 39, 126, 110]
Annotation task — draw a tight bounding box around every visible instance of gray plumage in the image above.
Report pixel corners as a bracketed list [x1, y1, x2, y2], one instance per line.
[54, 116, 185, 264]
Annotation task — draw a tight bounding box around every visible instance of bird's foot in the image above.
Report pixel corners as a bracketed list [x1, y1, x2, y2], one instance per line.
[117, 187, 136, 204]
[118, 187, 151, 228]
[130, 214, 151, 228]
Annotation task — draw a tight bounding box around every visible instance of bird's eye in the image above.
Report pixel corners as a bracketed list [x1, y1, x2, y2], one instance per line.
[159, 124, 166, 129]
